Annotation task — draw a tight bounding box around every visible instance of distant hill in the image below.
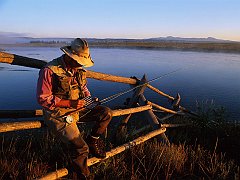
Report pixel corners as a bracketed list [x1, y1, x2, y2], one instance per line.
[147, 36, 234, 43]
[0, 31, 238, 44]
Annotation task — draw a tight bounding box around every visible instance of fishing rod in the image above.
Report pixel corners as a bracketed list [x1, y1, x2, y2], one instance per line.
[59, 67, 186, 121]
[99, 68, 183, 104]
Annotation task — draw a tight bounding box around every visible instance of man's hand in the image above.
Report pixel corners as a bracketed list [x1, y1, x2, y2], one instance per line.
[56, 99, 85, 109]
[70, 100, 85, 109]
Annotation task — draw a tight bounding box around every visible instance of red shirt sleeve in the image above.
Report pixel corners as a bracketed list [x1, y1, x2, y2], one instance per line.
[82, 84, 91, 97]
[36, 68, 61, 110]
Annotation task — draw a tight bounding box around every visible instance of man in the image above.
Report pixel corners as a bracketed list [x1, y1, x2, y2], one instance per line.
[37, 38, 112, 179]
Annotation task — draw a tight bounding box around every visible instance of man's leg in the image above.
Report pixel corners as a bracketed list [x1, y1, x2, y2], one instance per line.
[61, 124, 90, 178]
[44, 115, 91, 178]
[79, 106, 113, 158]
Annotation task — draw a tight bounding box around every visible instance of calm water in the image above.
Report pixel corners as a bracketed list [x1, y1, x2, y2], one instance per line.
[1, 47, 240, 122]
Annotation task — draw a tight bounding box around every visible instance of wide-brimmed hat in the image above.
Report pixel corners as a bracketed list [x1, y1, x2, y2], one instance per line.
[60, 38, 94, 67]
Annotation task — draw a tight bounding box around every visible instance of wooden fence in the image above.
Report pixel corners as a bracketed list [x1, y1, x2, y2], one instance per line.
[0, 51, 194, 179]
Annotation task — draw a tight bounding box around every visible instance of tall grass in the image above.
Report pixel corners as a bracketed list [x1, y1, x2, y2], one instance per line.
[0, 131, 71, 179]
[0, 131, 239, 179]
[93, 140, 238, 179]
[0, 102, 239, 179]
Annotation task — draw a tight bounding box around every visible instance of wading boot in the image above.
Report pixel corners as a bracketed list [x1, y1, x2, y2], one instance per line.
[86, 136, 106, 158]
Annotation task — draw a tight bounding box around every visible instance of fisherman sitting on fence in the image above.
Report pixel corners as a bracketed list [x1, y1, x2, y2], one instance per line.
[37, 38, 113, 179]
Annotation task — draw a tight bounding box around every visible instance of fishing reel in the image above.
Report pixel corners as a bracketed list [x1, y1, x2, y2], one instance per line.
[65, 115, 74, 124]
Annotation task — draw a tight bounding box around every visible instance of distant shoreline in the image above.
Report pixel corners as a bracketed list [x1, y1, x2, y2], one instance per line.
[1, 41, 240, 54]
[91, 41, 240, 54]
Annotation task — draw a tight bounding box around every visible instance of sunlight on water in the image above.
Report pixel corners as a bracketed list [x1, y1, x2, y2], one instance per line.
[1, 47, 240, 121]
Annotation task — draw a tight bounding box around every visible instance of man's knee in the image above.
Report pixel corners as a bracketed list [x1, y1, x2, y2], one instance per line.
[71, 136, 89, 155]
[103, 106, 113, 118]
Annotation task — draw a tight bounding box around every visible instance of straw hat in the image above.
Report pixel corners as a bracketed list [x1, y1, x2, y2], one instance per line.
[60, 38, 94, 67]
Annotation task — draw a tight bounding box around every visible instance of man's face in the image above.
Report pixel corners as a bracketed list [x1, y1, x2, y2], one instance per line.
[64, 55, 82, 68]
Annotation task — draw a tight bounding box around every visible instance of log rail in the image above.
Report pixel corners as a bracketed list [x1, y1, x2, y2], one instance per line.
[0, 105, 152, 133]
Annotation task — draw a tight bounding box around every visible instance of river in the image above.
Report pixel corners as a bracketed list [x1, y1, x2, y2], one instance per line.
[0, 46, 240, 122]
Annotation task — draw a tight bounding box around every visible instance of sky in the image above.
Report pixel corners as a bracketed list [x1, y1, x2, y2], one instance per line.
[0, 0, 239, 41]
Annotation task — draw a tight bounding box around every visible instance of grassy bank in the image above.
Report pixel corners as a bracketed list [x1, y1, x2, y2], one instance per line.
[90, 41, 240, 54]
[1, 40, 240, 54]
[0, 103, 239, 179]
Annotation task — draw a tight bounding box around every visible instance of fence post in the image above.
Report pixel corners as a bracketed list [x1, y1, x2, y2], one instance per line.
[139, 95, 170, 145]
[115, 74, 148, 144]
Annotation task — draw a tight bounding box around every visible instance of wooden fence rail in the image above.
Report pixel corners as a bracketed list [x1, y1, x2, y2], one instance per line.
[0, 110, 43, 118]
[0, 105, 152, 133]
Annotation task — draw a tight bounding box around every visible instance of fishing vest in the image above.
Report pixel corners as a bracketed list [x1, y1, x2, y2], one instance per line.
[46, 56, 87, 101]
[43, 56, 88, 126]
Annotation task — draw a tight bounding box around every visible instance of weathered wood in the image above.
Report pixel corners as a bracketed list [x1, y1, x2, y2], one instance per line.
[86, 70, 137, 85]
[115, 75, 148, 143]
[0, 51, 47, 69]
[0, 105, 152, 133]
[0, 105, 151, 119]
[139, 95, 160, 127]
[112, 105, 152, 117]
[147, 101, 178, 114]
[118, 75, 148, 122]
[38, 127, 166, 180]
[37, 168, 68, 180]
[0, 121, 43, 133]
[128, 74, 148, 105]
[139, 94, 170, 145]
[0, 110, 43, 118]
[147, 84, 175, 101]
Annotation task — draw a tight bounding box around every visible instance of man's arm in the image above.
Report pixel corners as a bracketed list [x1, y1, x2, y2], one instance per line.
[37, 67, 62, 110]
[82, 84, 91, 97]
[37, 68, 85, 110]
